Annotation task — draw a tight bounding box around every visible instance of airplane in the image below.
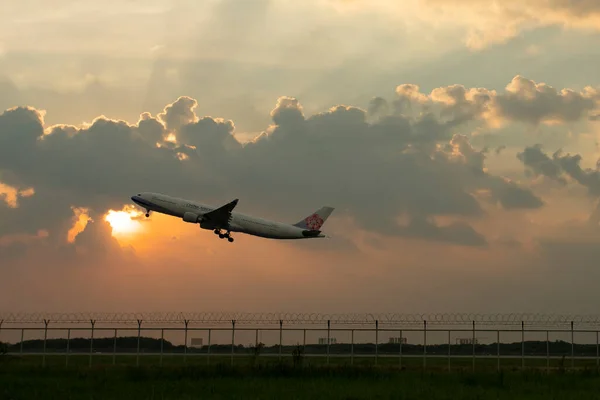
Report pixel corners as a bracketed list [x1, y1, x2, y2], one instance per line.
[130, 192, 334, 243]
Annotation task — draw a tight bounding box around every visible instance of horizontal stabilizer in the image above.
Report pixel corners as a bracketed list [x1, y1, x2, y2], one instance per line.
[293, 206, 334, 231]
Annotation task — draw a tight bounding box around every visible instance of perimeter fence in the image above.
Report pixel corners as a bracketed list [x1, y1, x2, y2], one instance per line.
[1, 312, 600, 371]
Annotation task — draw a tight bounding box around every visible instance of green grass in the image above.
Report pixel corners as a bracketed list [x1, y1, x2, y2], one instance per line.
[3, 352, 599, 371]
[2, 355, 600, 399]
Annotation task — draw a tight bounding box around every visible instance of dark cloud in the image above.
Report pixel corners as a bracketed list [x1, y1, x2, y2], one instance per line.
[517, 145, 600, 195]
[517, 144, 567, 183]
[493, 179, 545, 209]
[0, 79, 554, 250]
[367, 96, 388, 118]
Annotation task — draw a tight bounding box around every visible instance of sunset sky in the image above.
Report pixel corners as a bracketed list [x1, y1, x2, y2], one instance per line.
[1, 0, 600, 315]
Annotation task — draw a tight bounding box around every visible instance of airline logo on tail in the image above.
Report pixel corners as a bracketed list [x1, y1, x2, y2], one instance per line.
[293, 206, 335, 232]
[305, 213, 324, 230]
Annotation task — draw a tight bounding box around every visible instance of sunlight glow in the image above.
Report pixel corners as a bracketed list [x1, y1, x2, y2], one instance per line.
[104, 207, 144, 236]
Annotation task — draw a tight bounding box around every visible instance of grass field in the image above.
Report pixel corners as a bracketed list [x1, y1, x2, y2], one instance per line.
[2, 352, 600, 370]
[2, 354, 600, 399]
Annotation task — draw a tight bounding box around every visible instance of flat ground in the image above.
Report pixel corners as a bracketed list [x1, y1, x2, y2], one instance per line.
[2, 355, 600, 399]
[3, 353, 599, 370]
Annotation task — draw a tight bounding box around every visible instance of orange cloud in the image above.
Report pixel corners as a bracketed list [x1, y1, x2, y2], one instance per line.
[67, 206, 92, 243]
[0, 182, 35, 208]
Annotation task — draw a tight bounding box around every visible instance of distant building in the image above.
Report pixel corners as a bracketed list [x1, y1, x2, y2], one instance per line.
[318, 337, 337, 345]
[190, 338, 203, 347]
[456, 338, 479, 345]
[388, 337, 407, 344]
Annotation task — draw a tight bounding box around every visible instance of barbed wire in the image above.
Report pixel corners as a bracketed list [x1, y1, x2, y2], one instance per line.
[1, 312, 600, 326]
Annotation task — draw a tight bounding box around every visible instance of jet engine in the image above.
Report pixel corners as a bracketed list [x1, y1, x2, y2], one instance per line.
[182, 212, 201, 223]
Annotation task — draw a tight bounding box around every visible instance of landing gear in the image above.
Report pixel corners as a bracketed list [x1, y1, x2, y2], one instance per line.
[214, 229, 234, 242]
[145, 209, 150, 218]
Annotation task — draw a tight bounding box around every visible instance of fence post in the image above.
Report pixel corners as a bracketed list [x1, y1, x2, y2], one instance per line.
[351, 329, 354, 366]
[327, 320, 330, 365]
[279, 320, 283, 362]
[423, 320, 427, 370]
[136, 319, 142, 367]
[546, 330, 549, 372]
[447, 329, 451, 372]
[20, 328, 24, 355]
[89, 319, 95, 367]
[399, 329, 403, 369]
[160, 329, 164, 367]
[472, 320, 475, 372]
[571, 321, 574, 369]
[231, 320, 236, 366]
[43, 319, 49, 367]
[207, 329, 211, 365]
[521, 321, 524, 369]
[65, 328, 70, 367]
[375, 320, 379, 366]
[497, 330, 500, 372]
[113, 328, 117, 365]
[184, 319, 189, 364]
[303, 329, 306, 353]
[596, 330, 599, 369]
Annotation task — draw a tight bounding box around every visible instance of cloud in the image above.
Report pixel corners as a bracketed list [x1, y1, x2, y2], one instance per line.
[0, 76, 566, 252]
[517, 144, 567, 183]
[517, 144, 600, 196]
[497, 76, 600, 124]
[0, 181, 34, 208]
[66, 206, 92, 243]
[393, 76, 600, 128]
[157, 96, 198, 133]
[421, 0, 600, 49]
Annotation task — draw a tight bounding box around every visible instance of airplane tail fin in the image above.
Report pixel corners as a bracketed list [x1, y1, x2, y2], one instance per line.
[293, 206, 335, 231]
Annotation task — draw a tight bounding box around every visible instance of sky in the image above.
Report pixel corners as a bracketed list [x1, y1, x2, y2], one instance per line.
[1, 0, 600, 316]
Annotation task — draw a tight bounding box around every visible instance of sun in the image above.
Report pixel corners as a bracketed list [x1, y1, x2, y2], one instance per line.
[104, 208, 143, 236]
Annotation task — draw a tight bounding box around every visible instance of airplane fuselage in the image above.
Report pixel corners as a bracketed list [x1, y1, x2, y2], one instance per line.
[131, 192, 329, 240]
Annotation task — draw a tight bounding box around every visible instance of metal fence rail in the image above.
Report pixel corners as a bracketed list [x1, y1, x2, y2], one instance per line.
[1, 324, 600, 372]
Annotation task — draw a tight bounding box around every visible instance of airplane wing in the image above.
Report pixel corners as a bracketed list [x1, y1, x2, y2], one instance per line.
[202, 199, 239, 227]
